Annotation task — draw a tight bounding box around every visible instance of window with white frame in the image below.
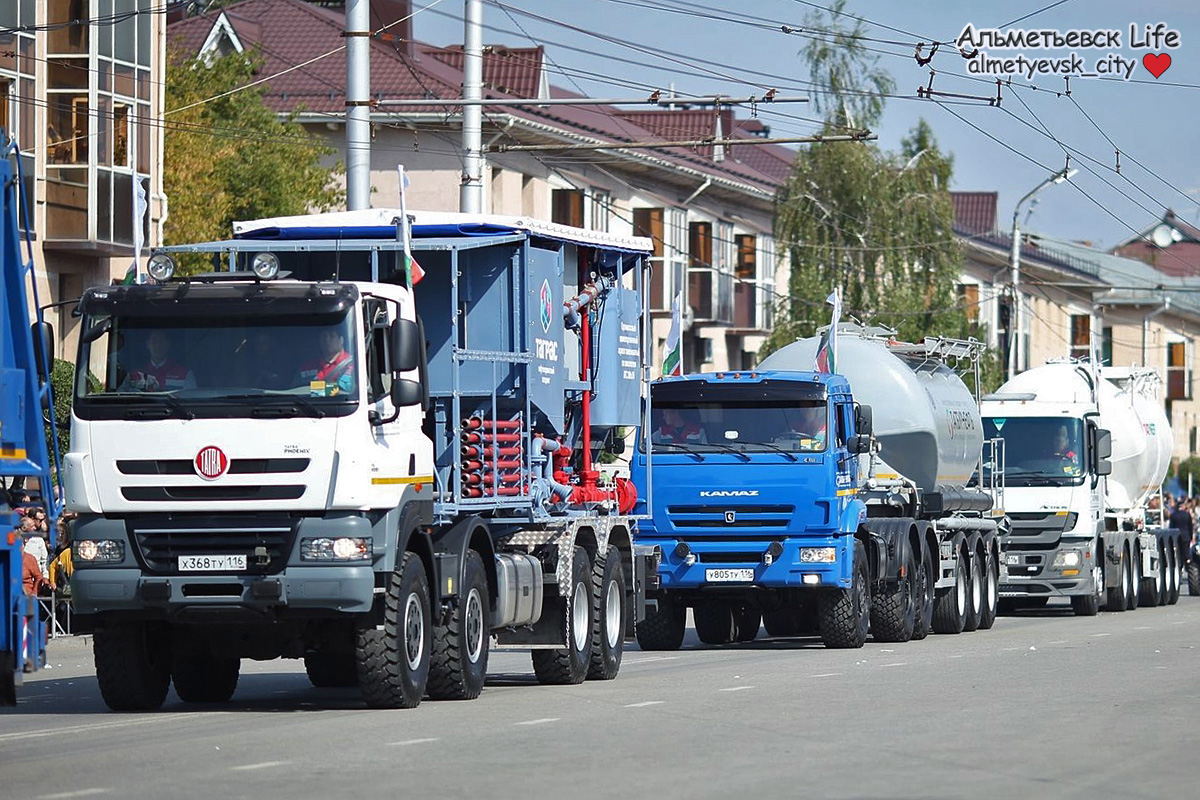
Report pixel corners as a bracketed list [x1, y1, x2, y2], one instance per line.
[1167, 338, 1193, 401]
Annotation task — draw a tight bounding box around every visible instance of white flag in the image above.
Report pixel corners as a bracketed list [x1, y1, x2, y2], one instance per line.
[814, 288, 842, 374]
[132, 176, 148, 283]
[397, 165, 424, 286]
[662, 291, 684, 376]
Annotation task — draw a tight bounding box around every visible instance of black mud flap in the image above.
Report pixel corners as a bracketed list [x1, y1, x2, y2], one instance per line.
[495, 597, 566, 647]
[1, 650, 17, 707]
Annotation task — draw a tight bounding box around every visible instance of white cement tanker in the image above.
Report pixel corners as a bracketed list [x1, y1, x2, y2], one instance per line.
[982, 362, 1184, 616]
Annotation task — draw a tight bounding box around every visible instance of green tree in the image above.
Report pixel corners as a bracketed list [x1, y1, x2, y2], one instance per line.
[164, 46, 343, 270]
[799, 0, 895, 130]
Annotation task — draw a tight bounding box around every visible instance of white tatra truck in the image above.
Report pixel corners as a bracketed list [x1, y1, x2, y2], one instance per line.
[981, 362, 1183, 615]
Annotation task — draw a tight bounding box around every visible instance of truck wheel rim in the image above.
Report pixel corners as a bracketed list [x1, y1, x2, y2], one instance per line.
[987, 560, 998, 611]
[955, 558, 967, 615]
[1156, 549, 1165, 596]
[605, 578, 622, 648]
[404, 594, 425, 670]
[572, 581, 589, 651]
[465, 587, 485, 664]
[971, 561, 982, 612]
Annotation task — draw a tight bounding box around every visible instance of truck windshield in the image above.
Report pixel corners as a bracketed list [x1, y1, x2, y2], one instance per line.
[983, 417, 1085, 486]
[74, 310, 360, 419]
[649, 399, 828, 454]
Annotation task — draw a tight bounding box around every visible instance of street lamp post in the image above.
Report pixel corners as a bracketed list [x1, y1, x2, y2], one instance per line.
[1008, 167, 1077, 380]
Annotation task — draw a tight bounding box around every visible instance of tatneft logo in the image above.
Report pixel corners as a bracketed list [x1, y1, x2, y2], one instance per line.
[539, 279, 553, 333]
[700, 490, 760, 497]
[195, 445, 229, 480]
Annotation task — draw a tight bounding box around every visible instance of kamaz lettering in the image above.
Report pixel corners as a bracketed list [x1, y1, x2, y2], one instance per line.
[699, 490, 760, 497]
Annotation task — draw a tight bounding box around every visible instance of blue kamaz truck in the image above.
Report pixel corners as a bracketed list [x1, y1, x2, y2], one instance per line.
[632, 326, 1004, 649]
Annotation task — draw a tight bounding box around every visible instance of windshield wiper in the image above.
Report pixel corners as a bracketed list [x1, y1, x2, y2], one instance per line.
[652, 442, 705, 461]
[697, 442, 751, 461]
[747, 441, 798, 461]
[221, 393, 327, 418]
[87, 391, 194, 420]
[1008, 476, 1069, 487]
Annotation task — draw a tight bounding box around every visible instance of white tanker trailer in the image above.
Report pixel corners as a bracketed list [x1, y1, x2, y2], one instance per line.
[981, 362, 1184, 615]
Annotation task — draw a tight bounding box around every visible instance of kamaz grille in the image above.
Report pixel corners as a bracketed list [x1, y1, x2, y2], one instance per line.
[129, 515, 297, 574]
[666, 505, 794, 529]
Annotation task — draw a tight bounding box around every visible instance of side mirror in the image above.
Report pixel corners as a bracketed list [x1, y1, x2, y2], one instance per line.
[390, 378, 423, 408]
[1094, 429, 1113, 476]
[390, 318, 421, 373]
[855, 404, 873, 437]
[31, 321, 55, 383]
[606, 429, 627, 456]
[849, 434, 872, 455]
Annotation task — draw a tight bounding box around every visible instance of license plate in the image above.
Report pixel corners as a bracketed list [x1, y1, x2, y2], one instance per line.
[1005, 554, 1020, 565]
[705, 568, 755, 582]
[179, 554, 247, 572]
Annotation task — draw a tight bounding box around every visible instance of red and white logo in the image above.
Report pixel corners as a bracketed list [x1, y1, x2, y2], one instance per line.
[194, 445, 229, 480]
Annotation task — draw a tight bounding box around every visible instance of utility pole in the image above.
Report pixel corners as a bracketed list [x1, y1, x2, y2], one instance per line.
[345, 0, 371, 211]
[1008, 166, 1076, 380]
[460, 0, 484, 214]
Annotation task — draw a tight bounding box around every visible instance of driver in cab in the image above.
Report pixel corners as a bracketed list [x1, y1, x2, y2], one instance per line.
[652, 408, 707, 445]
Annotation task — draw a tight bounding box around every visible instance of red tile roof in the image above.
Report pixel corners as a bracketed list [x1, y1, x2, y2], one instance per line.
[952, 191, 997, 235]
[1112, 241, 1200, 277]
[168, 0, 796, 196]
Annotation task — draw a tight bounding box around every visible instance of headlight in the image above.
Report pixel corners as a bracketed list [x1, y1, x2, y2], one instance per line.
[1052, 549, 1082, 569]
[251, 252, 281, 279]
[800, 547, 837, 564]
[147, 253, 176, 282]
[75, 539, 125, 563]
[300, 537, 372, 562]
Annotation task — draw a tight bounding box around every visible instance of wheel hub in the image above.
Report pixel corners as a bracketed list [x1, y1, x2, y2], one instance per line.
[404, 593, 425, 670]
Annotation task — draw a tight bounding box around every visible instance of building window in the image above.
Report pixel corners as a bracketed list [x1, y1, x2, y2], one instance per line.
[1168, 341, 1192, 401]
[586, 188, 611, 232]
[1070, 314, 1090, 361]
[957, 283, 979, 322]
[47, 0, 89, 55]
[734, 234, 757, 328]
[552, 189, 584, 228]
[46, 94, 89, 164]
[633, 207, 666, 310]
[114, 103, 130, 167]
[688, 221, 713, 321]
[1101, 325, 1113, 366]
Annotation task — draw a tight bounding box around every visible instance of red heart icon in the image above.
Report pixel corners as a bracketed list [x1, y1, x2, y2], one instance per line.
[1143, 53, 1171, 78]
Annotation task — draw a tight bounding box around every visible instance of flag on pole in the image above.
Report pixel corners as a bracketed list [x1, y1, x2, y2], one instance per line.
[397, 165, 425, 287]
[131, 175, 148, 284]
[814, 288, 842, 374]
[662, 291, 684, 376]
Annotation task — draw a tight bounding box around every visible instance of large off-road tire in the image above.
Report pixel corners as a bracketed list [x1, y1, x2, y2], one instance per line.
[977, 547, 1000, 630]
[911, 540, 935, 641]
[734, 607, 761, 642]
[1106, 546, 1129, 612]
[870, 545, 917, 643]
[172, 649, 240, 703]
[1128, 546, 1142, 610]
[1188, 557, 1200, 597]
[94, 622, 171, 711]
[1, 651, 17, 707]
[532, 547, 593, 685]
[636, 594, 686, 651]
[932, 546, 968, 634]
[304, 652, 359, 688]
[818, 540, 870, 649]
[763, 604, 800, 636]
[357, 552, 432, 709]
[693, 602, 736, 645]
[587, 552, 626, 681]
[1073, 545, 1104, 616]
[429, 550, 490, 700]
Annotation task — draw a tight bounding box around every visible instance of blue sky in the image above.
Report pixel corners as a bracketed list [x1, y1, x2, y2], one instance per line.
[412, 0, 1200, 252]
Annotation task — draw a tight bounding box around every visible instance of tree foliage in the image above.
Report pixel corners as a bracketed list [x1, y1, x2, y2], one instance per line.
[799, 0, 896, 130]
[164, 46, 343, 270]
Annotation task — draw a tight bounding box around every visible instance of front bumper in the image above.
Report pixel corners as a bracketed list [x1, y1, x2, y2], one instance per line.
[638, 534, 851, 590]
[999, 545, 1100, 598]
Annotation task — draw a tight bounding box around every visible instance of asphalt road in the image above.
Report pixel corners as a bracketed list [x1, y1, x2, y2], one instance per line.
[3, 598, 1199, 800]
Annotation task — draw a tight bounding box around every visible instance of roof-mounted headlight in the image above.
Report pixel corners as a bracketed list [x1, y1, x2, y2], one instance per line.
[251, 252, 281, 280]
[147, 253, 176, 282]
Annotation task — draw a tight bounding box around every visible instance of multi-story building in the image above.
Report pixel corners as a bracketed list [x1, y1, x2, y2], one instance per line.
[170, 0, 793, 374]
[1, 1, 167, 358]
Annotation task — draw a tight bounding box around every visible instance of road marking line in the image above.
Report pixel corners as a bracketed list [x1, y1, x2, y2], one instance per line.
[0, 715, 191, 743]
[388, 738, 440, 747]
[720, 686, 754, 692]
[1133, 626, 1152, 630]
[40, 790, 110, 800]
[809, 672, 841, 677]
[1048, 640, 1068, 644]
[231, 761, 290, 772]
[880, 662, 908, 667]
[1002, 647, 1021, 651]
[624, 701, 665, 708]
[625, 656, 681, 664]
[1171, 620, 1188, 625]
[1091, 633, 1112, 637]
[515, 718, 560, 726]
